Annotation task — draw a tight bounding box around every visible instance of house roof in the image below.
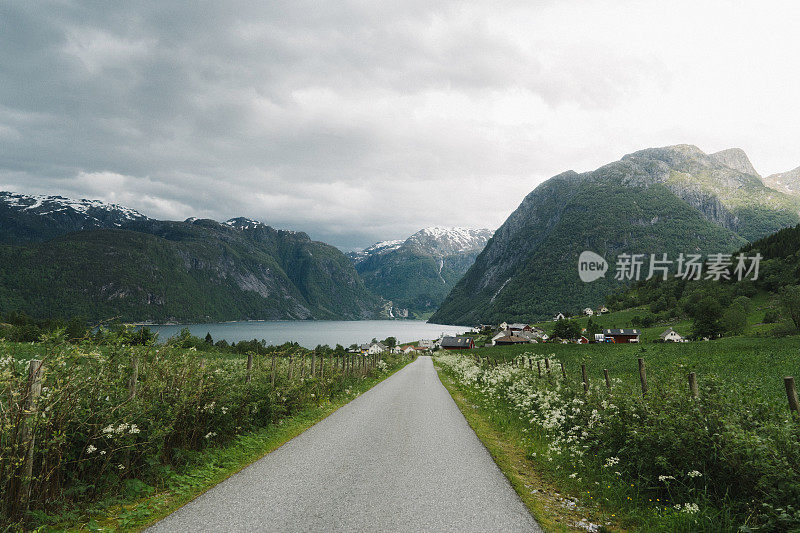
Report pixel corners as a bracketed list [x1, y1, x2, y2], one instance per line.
[494, 335, 529, 344]
[604, 329, 641, 336]
[441, 336, 473, 348]
[509, 323, 529, 329]
[660, 328, 681, 339]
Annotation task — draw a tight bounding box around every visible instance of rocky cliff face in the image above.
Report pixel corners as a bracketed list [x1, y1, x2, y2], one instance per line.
[764, 166, 800, 195]
[430, 145, 800, 325]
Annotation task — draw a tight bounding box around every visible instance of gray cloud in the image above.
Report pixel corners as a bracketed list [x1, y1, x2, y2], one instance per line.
[2, 0, 800, 249]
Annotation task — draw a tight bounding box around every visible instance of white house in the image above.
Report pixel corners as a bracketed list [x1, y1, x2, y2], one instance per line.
[491, 330, 511, 345]
[597, 306, 609, 314]
[660, 328, 686, 343]
[498, 322, 509, 330]
[418, 339, 434, 349]
[583, 308, 594, 316]
[553, 313, 566, 321]
[368, 343, 388, 354]
[402, 345, 417, 354]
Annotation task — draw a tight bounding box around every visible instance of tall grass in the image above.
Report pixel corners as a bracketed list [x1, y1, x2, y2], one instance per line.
[0, 332, 406, 529]
[436, 351, 800, 531]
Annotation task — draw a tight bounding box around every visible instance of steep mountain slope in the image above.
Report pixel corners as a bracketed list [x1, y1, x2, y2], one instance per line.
[0, 192, 149, 244]
[0, 212, 380, 322]
[764, 166, 800, 196]
[349, 227, 492, 317]
[431, 145, 800, 325]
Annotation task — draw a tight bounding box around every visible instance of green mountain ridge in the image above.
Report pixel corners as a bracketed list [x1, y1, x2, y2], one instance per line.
[0, 216, 381, 323]
[430, 144, 800, 325]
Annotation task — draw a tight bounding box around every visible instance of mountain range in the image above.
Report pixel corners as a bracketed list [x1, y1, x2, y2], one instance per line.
[431, 145, 800, 325]
[0, 194, 380, 322]
[348, 227, 492, 317]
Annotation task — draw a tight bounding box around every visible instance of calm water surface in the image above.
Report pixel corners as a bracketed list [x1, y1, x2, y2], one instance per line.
[148, 320, 468, 348]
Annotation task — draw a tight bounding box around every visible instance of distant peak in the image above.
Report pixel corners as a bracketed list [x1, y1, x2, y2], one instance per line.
[224, 217, 264, 230]
[710, 148, 760, 177]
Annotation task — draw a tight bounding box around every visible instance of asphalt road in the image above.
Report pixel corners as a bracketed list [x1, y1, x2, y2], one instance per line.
[148, 356, 542, 532]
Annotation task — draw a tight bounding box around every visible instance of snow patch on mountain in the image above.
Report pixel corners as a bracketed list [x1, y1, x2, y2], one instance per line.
[1, 191, 149, 225]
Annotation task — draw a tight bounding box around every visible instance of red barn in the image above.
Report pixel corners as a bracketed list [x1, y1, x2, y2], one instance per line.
[603, 329, 641, 343]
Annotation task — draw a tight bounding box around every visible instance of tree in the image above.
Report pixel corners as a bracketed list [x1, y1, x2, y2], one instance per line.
[382, 336, 397, 348]
[763, 309, 780, 324]
[205, 332, 213, 344]
[690, 297, 723, 339]
[779, 285, 800, 330]
[585, 318, 602, 337]
[721, 302, 747, 335]
[552, 319, 581, 340]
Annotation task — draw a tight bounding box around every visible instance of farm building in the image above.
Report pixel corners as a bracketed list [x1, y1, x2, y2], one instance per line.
[493, 334, 530, 346]
[660, 328, 686, 342]
[583, 308, 594, 316]
[553, 313, 566, 321]
[578, 336, 589, 344]
[509, 323, 532, 332]
[603, 329, 641, 343]
[440, 336, 475, 350]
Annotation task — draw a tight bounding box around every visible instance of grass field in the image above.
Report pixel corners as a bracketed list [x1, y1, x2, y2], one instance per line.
[475, 335, 800, 409]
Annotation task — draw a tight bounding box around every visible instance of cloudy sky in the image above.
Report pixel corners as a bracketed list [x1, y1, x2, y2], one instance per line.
[2, 1, 800, 249]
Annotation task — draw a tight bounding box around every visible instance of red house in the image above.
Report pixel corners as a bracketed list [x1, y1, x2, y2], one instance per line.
[603, 329, 641, 343]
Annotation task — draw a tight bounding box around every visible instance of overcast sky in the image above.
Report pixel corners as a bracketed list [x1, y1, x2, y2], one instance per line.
[2, 1, 800, 250]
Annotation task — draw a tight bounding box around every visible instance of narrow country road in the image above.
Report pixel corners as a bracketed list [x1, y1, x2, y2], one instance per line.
[148, 356, 542, 532]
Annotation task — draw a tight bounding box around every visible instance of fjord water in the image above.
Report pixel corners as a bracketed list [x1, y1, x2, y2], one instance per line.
[148, 320, 467, 348]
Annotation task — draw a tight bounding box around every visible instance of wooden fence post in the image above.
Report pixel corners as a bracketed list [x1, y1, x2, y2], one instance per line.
[311, 351, 316, 377]
[688, 372, 699, 399]
[288, 355, 294, 381]
[544, 358, 550, 373]
[560, 362, 567, 380]
[128, 356, 139, 400]
[245, 353, 253, 383]
[604, 369, 611, 390]
[270, 353, 277, 387]
[20, 359, 43, 513]
[320, 352, 325, 378]
[784, 377, 800, 418]
[638, 358, 647, 396]
[536, 360, 542, 378]
[581, 363, 588, 393]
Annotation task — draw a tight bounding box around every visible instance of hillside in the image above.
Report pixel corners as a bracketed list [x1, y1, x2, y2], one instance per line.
[0, 214, 381, 323]
[0, 192, 149, 244]
[431, 144, 800, 325]
[348, 227, 492, 317]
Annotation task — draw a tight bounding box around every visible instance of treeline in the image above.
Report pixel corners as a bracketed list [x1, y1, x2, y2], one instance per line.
[607, 223, 800, 338]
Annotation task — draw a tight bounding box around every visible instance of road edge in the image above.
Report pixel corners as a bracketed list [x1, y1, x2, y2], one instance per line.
[87, 358, 415, 532]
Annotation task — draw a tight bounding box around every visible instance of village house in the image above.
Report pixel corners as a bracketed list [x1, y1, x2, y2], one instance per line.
[509, 323, 532, 333]
[603, 329, 641, 343]
[418, 339, 434, 349]
[597, 306, 609, 314]
[440, 336, 475, 350]
[493, 334, 530, 346]
[552, 313, 566, 321]
[578, 336, 589, 344]
[660, 328, 686, 342]
[583, 308, 594, 316]
[498, 322, 509, 330]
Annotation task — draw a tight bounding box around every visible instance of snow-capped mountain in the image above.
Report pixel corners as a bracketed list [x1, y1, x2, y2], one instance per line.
[0, 191, 150, 244]
[404, 226, 494, 257]
[347, 226, 493, 317]
[350, 227, 493, 264]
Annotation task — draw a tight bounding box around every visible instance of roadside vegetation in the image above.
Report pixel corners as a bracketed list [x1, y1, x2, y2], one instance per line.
[435, 343, 800, 532]
[0, 328, 409, 530]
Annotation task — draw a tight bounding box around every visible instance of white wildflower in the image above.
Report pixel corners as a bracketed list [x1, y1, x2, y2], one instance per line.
[86, 445, 97, 454]
[687, 470, 702, 478]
